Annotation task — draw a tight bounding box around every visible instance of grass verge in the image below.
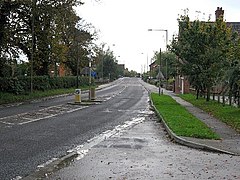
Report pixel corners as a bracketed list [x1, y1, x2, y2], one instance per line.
[151, 93, 220, 139]
[179, 93, 240, 133]
[0, 86, 90, 105]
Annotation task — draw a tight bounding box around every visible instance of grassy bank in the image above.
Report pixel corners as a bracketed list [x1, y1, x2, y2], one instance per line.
[179, 94, 240, 133]
[0, 86, 90, 105]
[151, 93, 219, 139]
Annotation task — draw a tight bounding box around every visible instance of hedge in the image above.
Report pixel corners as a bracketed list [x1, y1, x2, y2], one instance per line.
[0, 76, 91, 94]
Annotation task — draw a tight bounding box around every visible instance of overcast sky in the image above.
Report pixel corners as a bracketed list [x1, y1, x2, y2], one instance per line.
[75, 0, 240, 73]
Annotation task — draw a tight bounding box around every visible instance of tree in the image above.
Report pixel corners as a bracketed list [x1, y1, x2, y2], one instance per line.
[65, 25, 95, 76]
[169, 15, 233, 101]
[0, 0, 96, 77]
[32, 0, 85, 75]
[151, 51, 177, 80]
[225, 33, 240, 105]
[0, 1, 31, 77]
[95, 48, 120, 80]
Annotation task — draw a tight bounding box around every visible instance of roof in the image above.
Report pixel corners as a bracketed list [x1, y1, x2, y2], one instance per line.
[226, 22, 240, 34]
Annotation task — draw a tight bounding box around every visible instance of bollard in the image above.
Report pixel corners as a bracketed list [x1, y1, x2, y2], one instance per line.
[75, 89, 81, 103]
[90, 87, 96, 100]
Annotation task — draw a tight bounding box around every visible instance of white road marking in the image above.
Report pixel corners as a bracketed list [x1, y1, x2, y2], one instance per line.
[66, 116, 146, 161]
[19, 115, 56, 125]
[37, 158, 58, 168]
[0, 121, 15, 125]
[0, 105, 88, 126]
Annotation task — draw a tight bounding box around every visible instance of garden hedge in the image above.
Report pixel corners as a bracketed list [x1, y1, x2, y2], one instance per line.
[0, 76, 90, 94]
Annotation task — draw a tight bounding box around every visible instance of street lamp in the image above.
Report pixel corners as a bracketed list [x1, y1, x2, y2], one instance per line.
[148, 29, 168, 50]
[159, 48, 162, 95]
[141, 52, 149, 77]
[101, 44, 104, 82]
[88, 54, 92, 100]
[76, 42, 80, 88]
[148, 28, 168, 89]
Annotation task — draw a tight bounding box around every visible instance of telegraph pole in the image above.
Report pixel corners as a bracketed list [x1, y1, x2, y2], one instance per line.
[30, 0, 36, 93]
[159, 48, 161, 96]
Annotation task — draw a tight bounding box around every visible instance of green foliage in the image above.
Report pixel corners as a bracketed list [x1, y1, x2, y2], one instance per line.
[180, 93, 240, 133]
[0, 76, 89, 94]
[0, 57, 12, 77]
[65, 29, 93, 76]
[169, 15, 234, 101]
[225, 37, 240, 99]
[95, 49, 122, 80]
[126, 70, 138, 77]
[152, 51, 177, 79]
[0, 0, 95, 78]
[0, 88, 78, 105]
[151, 93, 219, 139]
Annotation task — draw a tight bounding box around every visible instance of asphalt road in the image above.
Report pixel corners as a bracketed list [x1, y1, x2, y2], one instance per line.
[0, 77, 149, 179]
[1, 78, 240, 180]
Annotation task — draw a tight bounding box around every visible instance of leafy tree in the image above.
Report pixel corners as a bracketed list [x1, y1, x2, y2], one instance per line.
[65, 26, 95, 76]
[0, 1, 31, 76]
[95, 48, 120, 80]
[126, 70, 138, 77]
[170, 15, 233, 101]
[32, 0, 85, 75]
[225, 33, 240, 104]
[152, 51, 177, 80]
[0, 0, 95, 78]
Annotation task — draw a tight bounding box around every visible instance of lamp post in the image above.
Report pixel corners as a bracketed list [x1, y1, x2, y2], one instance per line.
[141, 52, 149, 79]
[76, 42, 80, 88]
[148, 28, 168, 89]
[101, 44, 104, 82]
[158, 48, 161, 95]
[88, 55, 92, 100]
[148, 29, 168, 51]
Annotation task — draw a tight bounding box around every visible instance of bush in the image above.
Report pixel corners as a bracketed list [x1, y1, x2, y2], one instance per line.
[0, 76, 91, 94]
[0, 77, 26, 94]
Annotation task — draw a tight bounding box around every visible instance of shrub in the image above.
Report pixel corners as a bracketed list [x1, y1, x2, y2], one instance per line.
[0, 76, 91, 94]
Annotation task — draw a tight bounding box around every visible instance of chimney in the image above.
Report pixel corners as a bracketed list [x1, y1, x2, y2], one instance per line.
[215, 7, 224, 20]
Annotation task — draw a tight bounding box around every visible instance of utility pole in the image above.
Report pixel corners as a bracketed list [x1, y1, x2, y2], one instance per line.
[101, 44, 104, 81]
[30, 0, 36, 93]
[165, 30, 168, 89]
[159, 48, 161, 96]
[148, 29, 168, 89]
[89, 58, 92, 100]
[76, 42, 80, 88]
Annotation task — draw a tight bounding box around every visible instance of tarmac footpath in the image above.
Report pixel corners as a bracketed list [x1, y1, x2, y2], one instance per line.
[141, 81, 240, 156]
[42, 115, 240, 180]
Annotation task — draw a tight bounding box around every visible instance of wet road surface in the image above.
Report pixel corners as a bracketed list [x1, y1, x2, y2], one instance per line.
[46, 116, 240, 180]
[0, 78, 149, 179]
[1, 77, 240, 179]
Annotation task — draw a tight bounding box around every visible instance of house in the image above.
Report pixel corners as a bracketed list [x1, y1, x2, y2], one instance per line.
[149, 61, 165, 79]
[149, 61, 158, 79]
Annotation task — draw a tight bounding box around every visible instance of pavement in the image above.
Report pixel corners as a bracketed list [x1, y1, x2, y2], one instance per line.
[141, 81, 240, 156]
[23, 80, 240, 179]
[45, 118, 240, 180]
